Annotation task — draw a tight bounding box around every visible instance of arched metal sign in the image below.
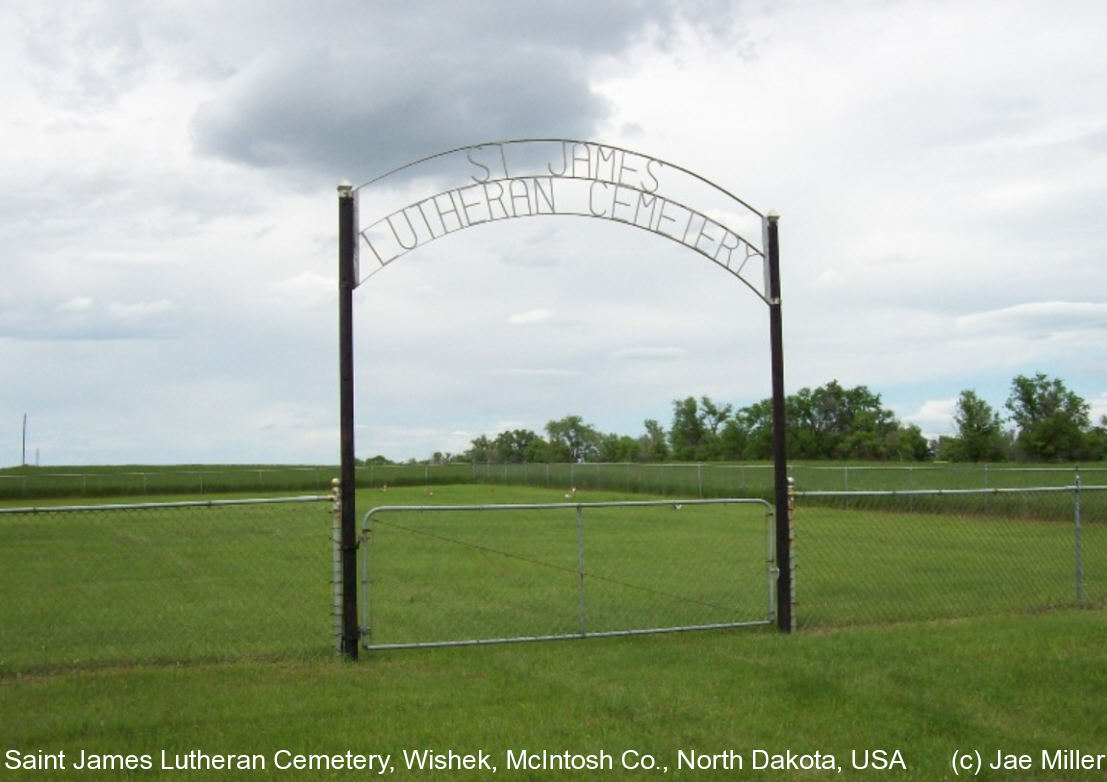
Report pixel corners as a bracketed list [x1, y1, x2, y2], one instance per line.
[351, 139, 770, 302]
[336, 139, 789, 658]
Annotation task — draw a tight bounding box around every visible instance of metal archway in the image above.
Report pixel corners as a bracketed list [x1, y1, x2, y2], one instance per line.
[336, 139, 788, 658]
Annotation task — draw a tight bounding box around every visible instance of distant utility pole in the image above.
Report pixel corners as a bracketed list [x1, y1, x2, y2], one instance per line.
[22, 414, 27, 466]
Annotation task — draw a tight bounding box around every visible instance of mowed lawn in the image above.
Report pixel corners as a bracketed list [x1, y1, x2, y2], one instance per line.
[2, 613, 1105, 781]
[361, 493, 775, 648]
[2, 483, 1105, 780]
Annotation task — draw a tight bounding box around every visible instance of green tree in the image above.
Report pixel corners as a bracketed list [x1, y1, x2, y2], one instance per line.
[730, 381, 924, 461]
[699, 397, 732, 436]
[949, 390, 1006, 462]
[465, 435, 494, 463]
[786, 381, 899, 459]
[669, 397, 706, 460]
[1004, 373, 1090, 461]
[638, 419, 669, 461]
[669, 396, 729, 460]
[545, 415, 602, 462]
[493, 429, 547, 463]
[733, 398, 774, 460]
[597, 433, 640, 462]
[1087, 416, 1107, 460]
[718, 418, 748, 460]
[839, 405, 898, 459]
[894, 423, 932, 461]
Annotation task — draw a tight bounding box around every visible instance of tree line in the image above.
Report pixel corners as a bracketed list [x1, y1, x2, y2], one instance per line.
[382, 372, 1104, 466]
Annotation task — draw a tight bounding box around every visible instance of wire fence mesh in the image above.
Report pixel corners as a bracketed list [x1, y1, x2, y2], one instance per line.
[468, 463, 1105, 497]
[793, 484, 1104, 629]
[0, 496, 331, 674]
[0, 468, 343, 499]
[359, 499, 775, 649]
[6, 463, 1104, 501]
[0, 479, 1099, 671]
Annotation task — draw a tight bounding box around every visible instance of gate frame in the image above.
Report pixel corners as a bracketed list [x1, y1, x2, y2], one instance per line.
[337, 139, 790, 659]
[358, 497, 775, 651]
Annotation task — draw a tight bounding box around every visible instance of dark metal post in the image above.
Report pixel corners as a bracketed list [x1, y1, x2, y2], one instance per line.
[765, 213, 792, 632]
[337, 183, 359, 659]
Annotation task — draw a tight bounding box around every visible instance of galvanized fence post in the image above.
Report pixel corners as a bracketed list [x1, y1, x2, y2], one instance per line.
[787, 477, 796, 632]
[576, 504, 587, 637]
[1074, 469, 1083, 608]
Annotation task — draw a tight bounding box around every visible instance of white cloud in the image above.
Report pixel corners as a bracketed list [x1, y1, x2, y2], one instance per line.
[507, 309, 554, 326]
[613, 347, 688, 361]
[3, 0, 1107, 464]
[107, 299, 177, 322]
[903, 398, 958, 438]
[492, 369, 579, 377]
[56, 297, 93, 312]
[1090, 393, 1107, 424]
[271, 271, 335, 309]
[956, 301, 1107, 337]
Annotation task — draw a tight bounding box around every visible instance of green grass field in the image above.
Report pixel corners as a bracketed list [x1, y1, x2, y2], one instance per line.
[1, 481, 1104, 780]
[3, 460, 1104, 500]
[798, 502, 1104, 626]
[0, 496, 332, 672]
[361, 494, 774, 648]
[3, 614, 1105, 780]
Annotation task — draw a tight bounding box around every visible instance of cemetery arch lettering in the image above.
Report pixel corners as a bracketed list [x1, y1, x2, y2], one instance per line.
[336, 139, 789, 659]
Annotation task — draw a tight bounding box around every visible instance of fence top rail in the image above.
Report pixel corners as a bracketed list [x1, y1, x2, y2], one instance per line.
[362, 497, 771, 524]
[0, 494, 330, 515]
[794, 485, 1103, 499]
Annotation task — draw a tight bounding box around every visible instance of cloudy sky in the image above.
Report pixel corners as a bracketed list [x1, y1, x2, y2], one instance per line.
[3, 0, 1106, 466]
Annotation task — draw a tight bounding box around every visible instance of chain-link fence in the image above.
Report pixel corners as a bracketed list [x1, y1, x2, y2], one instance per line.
[0, 496, 331, 674]
[7, 463, 1104, 501]
[358, 499, 775, 649]
[793, 483, 1104, 629]
[469, 462, 1105, 499]
[0, 468, 344, 499]
[3, 481, 1099, 671]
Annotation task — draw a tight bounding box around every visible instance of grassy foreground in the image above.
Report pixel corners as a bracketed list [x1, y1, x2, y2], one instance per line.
[3, 610, 1105, 780]
[2, 482, 1103, 779]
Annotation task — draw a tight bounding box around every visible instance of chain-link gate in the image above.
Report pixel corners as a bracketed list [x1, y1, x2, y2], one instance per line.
[358, 498, 776, 650]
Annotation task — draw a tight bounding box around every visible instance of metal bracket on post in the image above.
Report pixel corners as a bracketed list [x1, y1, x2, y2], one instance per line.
[328, 477, 343, 655]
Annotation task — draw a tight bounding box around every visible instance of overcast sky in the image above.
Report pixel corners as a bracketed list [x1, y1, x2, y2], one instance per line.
[3, 0, 1106, 466]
